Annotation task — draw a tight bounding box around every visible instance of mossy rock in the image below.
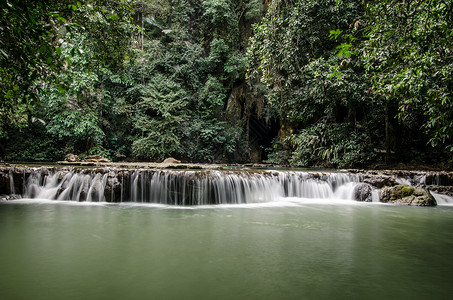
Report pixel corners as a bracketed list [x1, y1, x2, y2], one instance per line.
[400, 185, 415, 197]
[380, 184, 436, 206]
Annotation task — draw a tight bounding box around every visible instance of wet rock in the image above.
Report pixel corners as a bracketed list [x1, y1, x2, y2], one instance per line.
[380, 184, 436, 206]
[425, 185, 453, 197]
[422, 172, 453, 186]
[0, 194, 20, 201]
[353, 183, 373, 202]
[104, 173, 122, 202]
[363, 175, 398, 188]
[0, 169, 8, 194]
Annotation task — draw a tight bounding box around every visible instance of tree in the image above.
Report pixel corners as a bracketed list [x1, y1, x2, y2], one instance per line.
[359, 0, 453, 154]
[132, 75, 191, 159]
[247, 0, 374, 167]
[0, 0, 137, 140]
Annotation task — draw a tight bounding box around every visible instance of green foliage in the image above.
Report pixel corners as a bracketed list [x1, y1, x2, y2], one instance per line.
[0, 0, 137, 137]
[132, 75, 190, 160]
[267, 121, 376, 168]
[247, 0, 364, 123]
[126, 0, 250, 162]
[199, 76, 227, 118]
[1, 0, 138, 160]
[3, 0, 451, 167]
[359, 0, 453, 150]
[249, 0, 379, 167]
[202, 0, 239, 42]
[244, 0, 263, 21]
[5, 121, 65, 162]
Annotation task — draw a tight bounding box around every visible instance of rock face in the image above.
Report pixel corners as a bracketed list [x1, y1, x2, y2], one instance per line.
[353, 183, 373, 202]
[426, 185, 453, 197]
[380, 184, 436, 206]
[363, 176, 397, 188]
[104, 171, 122, 202]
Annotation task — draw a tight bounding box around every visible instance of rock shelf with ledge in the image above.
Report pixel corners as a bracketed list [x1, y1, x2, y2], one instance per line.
[1, 165, 453, 206]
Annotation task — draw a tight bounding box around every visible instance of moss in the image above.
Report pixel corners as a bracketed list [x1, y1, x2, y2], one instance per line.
[401, 185, 415, 197]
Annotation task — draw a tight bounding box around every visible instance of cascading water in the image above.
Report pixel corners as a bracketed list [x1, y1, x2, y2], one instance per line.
[9, 169, 15, 195]
[430, 192, 453, 206]
[5, 166, 453, 206]
[17, 168, 363, 205]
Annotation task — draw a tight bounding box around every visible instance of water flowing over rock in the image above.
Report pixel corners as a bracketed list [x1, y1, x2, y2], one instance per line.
[1, 166, 451, 206]
[1, 166, 362, 205]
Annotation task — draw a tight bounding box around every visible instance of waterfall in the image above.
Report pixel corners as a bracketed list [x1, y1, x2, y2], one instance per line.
[5, 166, 452, 206]
[430, 192, 453, 206]
[9, 169, 15, 194]
[13, 168, 364, 205]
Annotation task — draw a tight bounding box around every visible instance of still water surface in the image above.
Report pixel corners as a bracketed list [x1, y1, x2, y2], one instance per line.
[0, 199, 452, 300]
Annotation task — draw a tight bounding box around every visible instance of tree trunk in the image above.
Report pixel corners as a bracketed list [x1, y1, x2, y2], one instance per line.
[385, 99, 391, 164]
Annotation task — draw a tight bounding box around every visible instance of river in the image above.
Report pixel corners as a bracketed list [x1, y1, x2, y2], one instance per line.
[1, 199, 452, 299]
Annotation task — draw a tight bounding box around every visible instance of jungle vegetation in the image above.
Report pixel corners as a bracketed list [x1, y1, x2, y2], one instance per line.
[1, 0, 452, 168]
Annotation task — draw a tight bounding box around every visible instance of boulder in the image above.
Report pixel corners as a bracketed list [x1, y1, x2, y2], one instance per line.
[162, 157, 181, 164]
[84, 155, 111, 163]
[380, 184, 436, 206]
[364, 175, 397, 188]
[353, 183, 373, 202]
[66, 153, 80, 162]
[104, 173, 121, 202]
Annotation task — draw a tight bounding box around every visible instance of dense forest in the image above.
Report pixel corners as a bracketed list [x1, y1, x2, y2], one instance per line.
[1, 0, 452, 168]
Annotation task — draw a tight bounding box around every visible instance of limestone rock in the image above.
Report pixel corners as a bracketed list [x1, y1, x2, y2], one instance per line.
[104, 173, 121, 202]
[364, 176, 397, 188]
[380, 184, 436, 206]
[353, 183, 373, 202]
[84, 155, 111, 163]
[66, 153, 80, 162]
[426, 185, 453, 197]
[162, 157, 181, 164]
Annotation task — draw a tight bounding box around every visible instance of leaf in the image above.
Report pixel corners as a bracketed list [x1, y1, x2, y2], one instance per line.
[56, 46, 62, 56]
[58, 85, 66, 94]
[329, 29, 342, 40]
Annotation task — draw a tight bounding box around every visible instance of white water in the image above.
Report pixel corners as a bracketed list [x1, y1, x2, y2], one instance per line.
[431, 192, 453, 206]
[4, 197, 385, 210]
[15, 168, 453, 206]
[25, 171, 107, 202]
[9, 169, 15, 194]
[20, 169, 363, 205]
